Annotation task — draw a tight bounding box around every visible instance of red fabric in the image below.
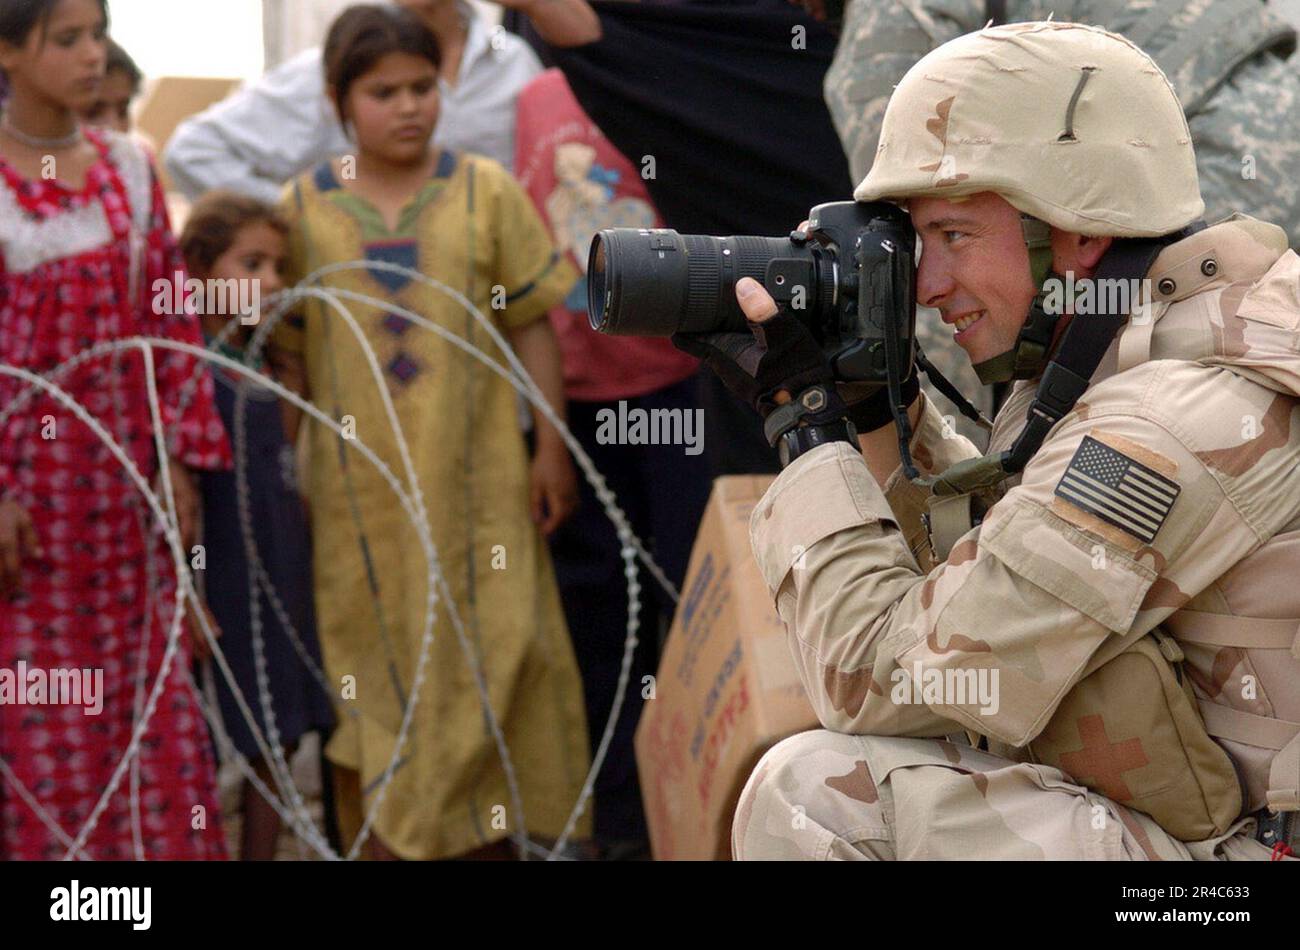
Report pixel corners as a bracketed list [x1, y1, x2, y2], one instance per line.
[0, 130, 230, 859]
[515, 69, 697, 401]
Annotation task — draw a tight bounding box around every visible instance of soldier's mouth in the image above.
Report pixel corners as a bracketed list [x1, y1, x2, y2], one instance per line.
[953, 311, 987, 338]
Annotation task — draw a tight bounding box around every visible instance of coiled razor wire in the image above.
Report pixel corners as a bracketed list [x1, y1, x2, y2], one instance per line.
[0, 317, 353, 858]
[2, 341, 344, 859]
[3, 342, 427, 861]
[1, 347, 203, 859]
[0, 262, 681, 861]
[276, 264, 678, 857]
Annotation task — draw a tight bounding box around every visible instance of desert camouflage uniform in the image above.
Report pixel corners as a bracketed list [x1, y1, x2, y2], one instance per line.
[733, 215, 1300, 860]
[825, 0, 1300, 445]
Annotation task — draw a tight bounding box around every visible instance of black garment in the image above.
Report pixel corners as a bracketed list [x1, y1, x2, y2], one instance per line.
[542, 1, 851, 237]
[518, 1, 854, 474]
[546, 377, 711, 848]
[698, 370, 780, 476]
[198, 369, 334, 761]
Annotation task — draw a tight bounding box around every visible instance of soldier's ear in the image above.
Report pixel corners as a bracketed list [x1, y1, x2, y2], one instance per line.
[1076, 234, 1114, 270]
[1051, 231, 1113, 277]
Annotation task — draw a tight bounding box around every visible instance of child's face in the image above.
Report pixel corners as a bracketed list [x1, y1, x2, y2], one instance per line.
[340, 51, 440, 166]
[208, 220, 287, 322]
[80, 66, 134, 133]
[0, 0, 107, 114]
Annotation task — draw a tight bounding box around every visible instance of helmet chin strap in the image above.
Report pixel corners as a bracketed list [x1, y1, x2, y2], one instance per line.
[971, 216, 1061, 385]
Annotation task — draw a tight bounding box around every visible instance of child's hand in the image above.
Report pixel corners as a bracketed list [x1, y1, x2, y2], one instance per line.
[161, 458, 200, 552]
[188, 597, 223, 664]
[529, 441, 578, 536]
[0, 498, 42, 596]
[266, 346, 307, 396]
[267, 346, 308, 446]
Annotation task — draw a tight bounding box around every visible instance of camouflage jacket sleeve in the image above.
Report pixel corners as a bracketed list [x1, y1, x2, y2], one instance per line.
[826, 0, 983, 182]
[750, 362, 1284, 745]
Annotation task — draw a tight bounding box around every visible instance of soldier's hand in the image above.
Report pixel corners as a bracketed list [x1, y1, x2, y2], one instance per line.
[842, 368, 921, 434]
[0, 498, 42, 596]
[672, 277, 840, 420]
[712, 263, 915, 434]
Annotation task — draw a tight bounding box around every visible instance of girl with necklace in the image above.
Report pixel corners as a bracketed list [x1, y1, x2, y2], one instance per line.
[0, 0, 232, 859]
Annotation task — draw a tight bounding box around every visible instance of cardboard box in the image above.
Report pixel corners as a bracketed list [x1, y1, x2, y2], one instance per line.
[635, 476, 818, 860]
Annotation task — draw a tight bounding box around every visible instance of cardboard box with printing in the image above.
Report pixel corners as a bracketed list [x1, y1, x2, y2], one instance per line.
[635, 476, 818, 860]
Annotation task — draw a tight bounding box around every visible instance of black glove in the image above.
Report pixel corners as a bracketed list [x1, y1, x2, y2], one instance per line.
[672, 299, 919, 448]
[672, 308, 839, 421]
[843, 373, 920, 433]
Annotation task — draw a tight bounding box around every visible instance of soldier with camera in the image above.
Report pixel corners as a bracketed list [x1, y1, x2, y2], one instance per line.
[592, 21, 1300, 859]
[819, 0, 1300, 448]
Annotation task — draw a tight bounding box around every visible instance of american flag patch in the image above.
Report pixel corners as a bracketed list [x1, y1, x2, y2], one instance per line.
[1053, 436, 1180, 544]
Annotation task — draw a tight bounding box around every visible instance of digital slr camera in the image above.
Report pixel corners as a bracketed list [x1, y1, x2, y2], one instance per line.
[586, 201, 917, 389]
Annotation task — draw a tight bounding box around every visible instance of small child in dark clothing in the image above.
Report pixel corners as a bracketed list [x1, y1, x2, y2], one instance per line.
[180, 191, 334, 860]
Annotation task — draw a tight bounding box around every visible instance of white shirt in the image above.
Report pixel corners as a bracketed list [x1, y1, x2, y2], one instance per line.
[164, 3, 541, 203]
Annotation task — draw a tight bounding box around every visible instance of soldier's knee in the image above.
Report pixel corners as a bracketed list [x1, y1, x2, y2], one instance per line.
[762, 728, 844, 773]
[732, 729, 866, 860]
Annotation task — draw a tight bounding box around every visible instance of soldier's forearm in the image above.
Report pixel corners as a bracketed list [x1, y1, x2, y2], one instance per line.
[752, 442, 954, 736]
[869, 393, 983, 570]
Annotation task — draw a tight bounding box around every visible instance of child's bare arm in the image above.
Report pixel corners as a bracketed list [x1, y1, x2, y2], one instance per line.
[507, 318, 566, 454]
[266, 345, 308, 446]
[507, 318, 577, 534]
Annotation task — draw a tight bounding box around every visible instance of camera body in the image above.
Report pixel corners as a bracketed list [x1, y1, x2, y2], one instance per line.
[586, 200, 916, 385]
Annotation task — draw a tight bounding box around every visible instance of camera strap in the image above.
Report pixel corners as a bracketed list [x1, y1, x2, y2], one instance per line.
[914, 346, 993, 431]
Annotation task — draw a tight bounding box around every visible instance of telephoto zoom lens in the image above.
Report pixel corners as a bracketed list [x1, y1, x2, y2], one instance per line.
[587, 229, 823, 337]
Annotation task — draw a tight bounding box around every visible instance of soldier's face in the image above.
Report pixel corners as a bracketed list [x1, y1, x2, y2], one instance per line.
[911, 194, 1038, 366]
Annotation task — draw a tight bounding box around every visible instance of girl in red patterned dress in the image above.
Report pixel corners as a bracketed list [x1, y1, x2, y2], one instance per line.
[0, 0, 231, 859]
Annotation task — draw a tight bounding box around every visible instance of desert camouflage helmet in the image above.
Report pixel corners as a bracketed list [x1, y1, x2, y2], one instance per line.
[853, 21, 1205, 237]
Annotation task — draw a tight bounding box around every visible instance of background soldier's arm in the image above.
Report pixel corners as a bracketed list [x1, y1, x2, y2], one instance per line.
[164, 53, 333, 204]
[825, 0, 983, 182]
